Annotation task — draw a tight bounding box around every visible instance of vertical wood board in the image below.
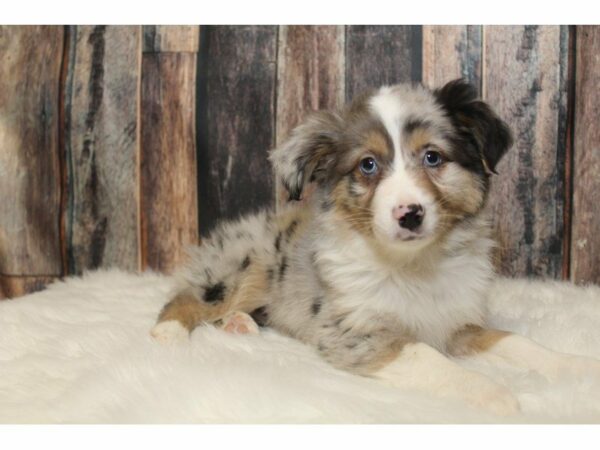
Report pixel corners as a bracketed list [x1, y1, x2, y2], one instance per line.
[141, 53, 198, 273]
[143, 25, 200, 53]
[345, 25, 422, 101]
[64, 25, 141, 274]
[422, 25, 482, 92]
[483, 25, 568, 277]
[0, 26, 64, 276]
[571, 26, 600, 284]
[196, 25, 277, 236]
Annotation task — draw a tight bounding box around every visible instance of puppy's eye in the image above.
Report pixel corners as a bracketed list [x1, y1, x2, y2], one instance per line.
[423, 150, 443, 168]
[359, 157, 378, 176]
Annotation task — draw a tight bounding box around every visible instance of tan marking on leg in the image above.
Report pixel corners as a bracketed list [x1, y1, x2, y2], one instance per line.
[229, 263, 271, 312]
[356, 339, 409, 375]
[157, 291, 230, 332]
[447, 324, 510, 357]
[321, 334, 411, 377]
[156, 259, 273, 333]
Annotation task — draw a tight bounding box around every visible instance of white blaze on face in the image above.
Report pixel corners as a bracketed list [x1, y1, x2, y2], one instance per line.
[369, 87, 439, 245]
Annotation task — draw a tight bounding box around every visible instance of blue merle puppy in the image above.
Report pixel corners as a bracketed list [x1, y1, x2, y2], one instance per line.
[151, 79, 600, 415]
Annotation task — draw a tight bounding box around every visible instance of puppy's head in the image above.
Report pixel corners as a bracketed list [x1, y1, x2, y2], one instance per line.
[270, 79, 512, 250]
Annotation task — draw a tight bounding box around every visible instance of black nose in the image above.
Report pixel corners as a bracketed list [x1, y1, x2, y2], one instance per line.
[399, 204, 424, 231]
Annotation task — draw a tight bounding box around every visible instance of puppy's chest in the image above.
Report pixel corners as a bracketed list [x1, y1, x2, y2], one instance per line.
[315, 248, 491, 349]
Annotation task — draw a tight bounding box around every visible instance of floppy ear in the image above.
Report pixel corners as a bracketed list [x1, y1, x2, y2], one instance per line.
[434, 79, 513, 175]
[269, 111, 343, 201]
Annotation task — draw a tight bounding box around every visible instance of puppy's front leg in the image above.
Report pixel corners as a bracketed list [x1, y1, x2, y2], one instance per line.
[448, 325, 600, 382]
[373, 342, 520, 416]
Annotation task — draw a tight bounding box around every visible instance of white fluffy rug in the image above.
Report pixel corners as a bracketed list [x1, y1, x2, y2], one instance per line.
[1, 270, 600, 423]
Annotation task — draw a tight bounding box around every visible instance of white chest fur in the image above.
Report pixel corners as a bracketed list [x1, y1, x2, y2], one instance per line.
[315, 219, 495, 351]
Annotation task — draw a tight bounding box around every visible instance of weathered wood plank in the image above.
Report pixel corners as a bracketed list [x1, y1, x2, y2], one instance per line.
[422, 25, 482, 92]
[140, 53, 198, 273]
[197, 25, 277, 236]
[276, 26, 345, 144]
[0, 275, 57, 300]
[345, 26, 422, 101]
[560, 26, 577, 281]
[571, 26, 600, 284]
[64, 25, 142, 274]
[143, 26, 200, 53]
[0, 26, 64, 276]
[275, 25, 345, 204]
[483, 26, 568, 278]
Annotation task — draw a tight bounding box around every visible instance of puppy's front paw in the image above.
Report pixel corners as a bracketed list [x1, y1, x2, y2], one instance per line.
[150, 320, 189, 344]
[565, 355, 600, 380]
[476, 384, 521, 417]
[462, 373, 520, 416]
[531, 352, 600, 382]
[220, 311, 260, 335]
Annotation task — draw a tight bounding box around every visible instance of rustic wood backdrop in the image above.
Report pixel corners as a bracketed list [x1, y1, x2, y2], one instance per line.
[1, 25, 599, 299]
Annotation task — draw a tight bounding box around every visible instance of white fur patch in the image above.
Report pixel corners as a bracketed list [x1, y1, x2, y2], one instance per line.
[369, 86, 404, 155]
[150, 320, 189, 344]
[316, 216, 493, 351]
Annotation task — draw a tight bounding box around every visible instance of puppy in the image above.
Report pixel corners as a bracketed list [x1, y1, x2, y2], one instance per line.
[151, 79, 600, 415]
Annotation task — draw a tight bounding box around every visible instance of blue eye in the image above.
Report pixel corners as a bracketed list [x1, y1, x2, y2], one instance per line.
[359, 157, 378, 176]
[423, 150, 443, 168]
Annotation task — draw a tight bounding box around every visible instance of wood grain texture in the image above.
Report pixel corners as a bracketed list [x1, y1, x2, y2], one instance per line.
[275, 25, 345, 204]
[276, 26, 345, 143]
[197, 25, 277, 236]
[0, 26, 64, 276]
[345, 26, 422, 101]
[140, 53, 198, 273]
[143, 26, 199, 53]
[484, 26, 568, 277]
[0, 275, 57, 300]
[422, 25, 482, 92]
[570, 26, 600, 284]
[63, 26, 141, 274]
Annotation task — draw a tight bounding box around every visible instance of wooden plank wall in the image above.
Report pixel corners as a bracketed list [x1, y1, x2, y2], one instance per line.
[64, 26, 142, 274]
[140, 26, 199, 272]
[196, 26, 277, 234]
[1, 25, 600, 299]
[571, 26, 600, 284]
[0, 26, 64, 297]
[484, 26, 568, 278]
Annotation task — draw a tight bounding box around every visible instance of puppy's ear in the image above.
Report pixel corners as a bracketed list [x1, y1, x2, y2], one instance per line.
[270, 111, 343, 201]
[434, 79, 513, 175]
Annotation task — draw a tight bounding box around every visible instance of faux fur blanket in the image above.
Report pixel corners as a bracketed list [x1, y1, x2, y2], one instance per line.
[1, 270, 600, 423]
